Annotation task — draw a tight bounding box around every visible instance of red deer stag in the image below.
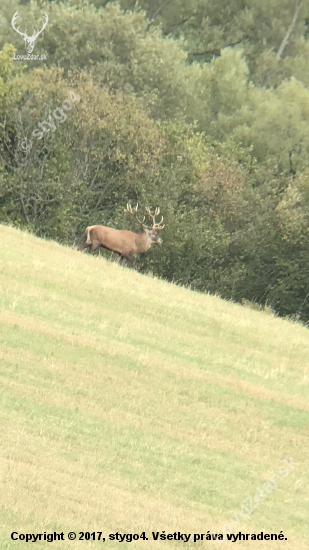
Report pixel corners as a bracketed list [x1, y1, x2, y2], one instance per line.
[78, 203, 164, 265]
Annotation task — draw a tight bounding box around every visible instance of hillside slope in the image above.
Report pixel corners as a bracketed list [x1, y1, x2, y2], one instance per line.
[0, 225, 308, 549]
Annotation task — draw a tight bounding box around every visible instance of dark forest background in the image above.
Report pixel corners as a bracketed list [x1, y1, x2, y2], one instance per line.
[1, 0, 309, 322]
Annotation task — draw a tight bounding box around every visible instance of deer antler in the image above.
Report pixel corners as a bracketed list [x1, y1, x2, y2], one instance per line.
[125, 203, 164, 230]
[11, 12, 27, 39]
[11, 11, 48, 39]
[145, 207, 165, 230]
[31, 13, 49, 41]
[125, 203, 147, 227]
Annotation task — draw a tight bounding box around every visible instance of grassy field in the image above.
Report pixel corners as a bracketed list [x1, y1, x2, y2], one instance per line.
[0, 224, 308, 549]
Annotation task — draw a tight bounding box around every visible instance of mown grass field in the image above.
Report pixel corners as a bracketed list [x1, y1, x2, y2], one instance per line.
[0, 225, 308, 549]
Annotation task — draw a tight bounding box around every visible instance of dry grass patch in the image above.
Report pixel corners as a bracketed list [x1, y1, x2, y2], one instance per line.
[0, 225, 308, 549]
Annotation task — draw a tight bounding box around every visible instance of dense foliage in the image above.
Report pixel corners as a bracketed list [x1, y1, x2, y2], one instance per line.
[1, 0, 309, 322]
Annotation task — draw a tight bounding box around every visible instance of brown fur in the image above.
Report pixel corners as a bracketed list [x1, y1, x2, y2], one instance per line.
[78, 225, 163, 265]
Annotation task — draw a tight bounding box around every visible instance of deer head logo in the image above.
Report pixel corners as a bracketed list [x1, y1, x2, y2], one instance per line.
[11, 11, 48, 54]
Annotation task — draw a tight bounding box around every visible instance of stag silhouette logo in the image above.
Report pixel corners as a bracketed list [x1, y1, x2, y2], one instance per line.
[11, 11, 48, 54]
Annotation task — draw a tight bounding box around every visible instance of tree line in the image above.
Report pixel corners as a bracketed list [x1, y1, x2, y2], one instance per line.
[0, 0, 309, 322]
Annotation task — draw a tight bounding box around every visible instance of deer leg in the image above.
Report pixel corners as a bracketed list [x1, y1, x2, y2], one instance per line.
[90, 242, 100, 254]
[78, 242, 91, 252]
[119, 254, 134, 265]
[126, 254, 134, 264]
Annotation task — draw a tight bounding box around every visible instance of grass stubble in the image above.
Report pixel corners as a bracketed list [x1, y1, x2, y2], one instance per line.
[0, 225, 308, 549]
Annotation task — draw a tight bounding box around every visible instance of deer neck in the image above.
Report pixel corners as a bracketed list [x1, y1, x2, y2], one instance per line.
[135, 231, 151, 253]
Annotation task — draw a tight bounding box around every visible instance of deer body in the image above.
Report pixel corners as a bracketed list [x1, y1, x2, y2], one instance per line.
[78, 204, 164, 265]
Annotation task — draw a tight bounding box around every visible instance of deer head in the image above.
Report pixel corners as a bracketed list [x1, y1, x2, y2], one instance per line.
[11, 11, 48, 54]
[125, 203, 164, 245]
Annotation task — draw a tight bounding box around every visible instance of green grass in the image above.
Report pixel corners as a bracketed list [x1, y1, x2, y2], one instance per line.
[0, 224, 308, 549]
